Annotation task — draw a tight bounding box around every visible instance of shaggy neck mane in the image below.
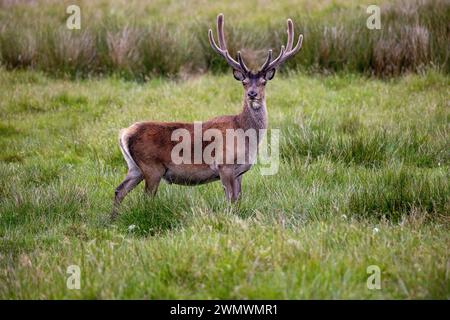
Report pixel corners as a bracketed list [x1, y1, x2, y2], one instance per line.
[238, 98, 268, 133]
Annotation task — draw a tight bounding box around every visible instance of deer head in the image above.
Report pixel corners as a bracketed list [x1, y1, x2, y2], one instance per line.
[209, 13, 303, 109]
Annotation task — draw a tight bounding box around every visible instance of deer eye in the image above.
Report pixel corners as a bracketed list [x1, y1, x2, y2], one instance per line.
[242, 79, 250, 85]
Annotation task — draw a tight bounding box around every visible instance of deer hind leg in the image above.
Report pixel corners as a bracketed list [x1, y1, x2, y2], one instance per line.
[112, 168, 143, 219]
[112, 128, 144, 220]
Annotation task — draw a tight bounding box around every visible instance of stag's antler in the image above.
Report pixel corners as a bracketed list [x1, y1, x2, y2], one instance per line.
[208, 13, 249, 74]
[259, 19, 303, 73]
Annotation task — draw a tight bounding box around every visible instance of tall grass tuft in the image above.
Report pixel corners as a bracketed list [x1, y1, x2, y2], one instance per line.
[348, 166, 449, 219]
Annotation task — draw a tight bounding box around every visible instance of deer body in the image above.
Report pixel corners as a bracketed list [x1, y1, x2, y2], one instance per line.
[112, 14, 302, 218]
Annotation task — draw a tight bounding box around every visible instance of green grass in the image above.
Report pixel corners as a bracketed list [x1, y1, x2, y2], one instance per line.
[0, 68, 449, 299]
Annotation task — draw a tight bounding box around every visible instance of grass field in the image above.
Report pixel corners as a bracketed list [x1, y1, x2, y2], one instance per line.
[0, 67, 449, 299]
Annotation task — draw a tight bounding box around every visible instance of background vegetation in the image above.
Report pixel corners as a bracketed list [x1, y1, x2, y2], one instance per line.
[0, 0, 448, 79]
[0, 0, 449, 299]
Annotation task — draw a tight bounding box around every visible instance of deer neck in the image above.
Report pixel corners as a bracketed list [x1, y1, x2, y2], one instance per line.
[238, 97, 268, 133]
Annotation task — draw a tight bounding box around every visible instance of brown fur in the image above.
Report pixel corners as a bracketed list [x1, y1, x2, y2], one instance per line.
[112, 93, 268, 218]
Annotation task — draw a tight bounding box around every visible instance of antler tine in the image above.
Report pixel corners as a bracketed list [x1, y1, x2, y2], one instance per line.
[286, 19, 294, 51]
[237, 51, 250, 73]
[208, 28, 241, 70]
[217, 13, 227, 50]
[259, 49, 273, 72]
[208, 29, 223, 55]
[259, 18, 303, 72]
[266, 45, 286, 70]
[290, 33, 303, 56]
[209, 13, 248, 73]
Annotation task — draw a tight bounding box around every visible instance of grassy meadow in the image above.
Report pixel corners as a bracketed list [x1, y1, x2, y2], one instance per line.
[0, 0, 449, 300]
[0, 68, 449, 299]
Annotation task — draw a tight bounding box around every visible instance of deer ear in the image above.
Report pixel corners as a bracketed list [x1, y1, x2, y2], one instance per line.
[233, 69, 246, 81]
[264, 68, 276, 80]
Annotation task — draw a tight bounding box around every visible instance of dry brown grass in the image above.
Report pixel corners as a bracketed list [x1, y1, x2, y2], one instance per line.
[0, 0, 447, 78]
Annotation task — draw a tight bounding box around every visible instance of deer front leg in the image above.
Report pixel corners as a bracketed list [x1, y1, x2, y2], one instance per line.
[232, 162, 252, 201]
[233, 175, 242, 201]
[218, 165, 239, 202]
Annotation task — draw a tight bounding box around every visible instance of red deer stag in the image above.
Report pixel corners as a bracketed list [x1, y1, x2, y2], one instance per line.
[112, 14, 303, 218]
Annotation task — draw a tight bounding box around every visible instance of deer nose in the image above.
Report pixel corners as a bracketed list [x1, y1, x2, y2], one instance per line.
[247, 90, 257, 99]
